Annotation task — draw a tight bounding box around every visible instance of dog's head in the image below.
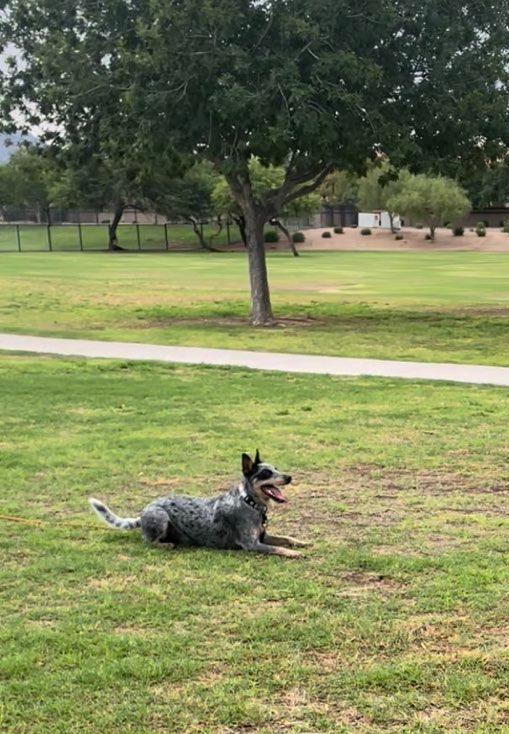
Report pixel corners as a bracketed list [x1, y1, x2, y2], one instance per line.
[242, 450, 292, 504]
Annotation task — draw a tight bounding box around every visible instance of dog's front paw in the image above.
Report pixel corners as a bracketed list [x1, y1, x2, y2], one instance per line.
[280, 548, 302, 558]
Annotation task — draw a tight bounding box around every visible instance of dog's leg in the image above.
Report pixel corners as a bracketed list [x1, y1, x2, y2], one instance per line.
[263, 534, 311, 548]
[151, 540, 175, 550]
[141, 507, 173, 546]
[241, 541, 301, 558]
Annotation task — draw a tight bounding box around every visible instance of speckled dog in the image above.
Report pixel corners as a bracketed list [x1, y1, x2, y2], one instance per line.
[89, 451, 309, 558]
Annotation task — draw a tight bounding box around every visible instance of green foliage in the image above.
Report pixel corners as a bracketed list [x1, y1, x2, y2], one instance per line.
[452, 226, 465, 236]
[361, 228, 372, 235]
[389, 175, 471, 240]
[476, 225, 486, 237]
[0, 148, 65, 217]
[357, 162, 411, 223]
[322, 231, 332, 238]
[212, 157, 321, 222]
[320, 170, 359, 205]
[264, 230, 279, 243]
[292, 231, 306, 243]
[334, 226, 344, 234]
[154, 161, 219, 222]
[502, 220, 509, 234]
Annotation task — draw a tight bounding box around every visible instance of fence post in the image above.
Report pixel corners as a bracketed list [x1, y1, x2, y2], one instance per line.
[136, 223, 141, 250]
[164, 223, 169, 250]
[47, 224, 53, 251]
[16, 224, 21, 252]
[78, 223, 84, 251]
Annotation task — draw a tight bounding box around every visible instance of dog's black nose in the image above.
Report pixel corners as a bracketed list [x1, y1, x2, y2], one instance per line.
[284, 475, 292, 484]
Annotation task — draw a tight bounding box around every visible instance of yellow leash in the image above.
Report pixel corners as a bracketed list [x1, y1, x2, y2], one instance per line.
[0, 513, 105, 532]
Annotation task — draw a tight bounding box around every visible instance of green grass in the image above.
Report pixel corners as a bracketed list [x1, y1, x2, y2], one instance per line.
[3, 356, 509, 733]
[0, 223, 241, 252]
[2, 251, 509, 364]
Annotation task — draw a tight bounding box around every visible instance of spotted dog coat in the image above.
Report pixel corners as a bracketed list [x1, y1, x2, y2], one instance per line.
[89, 451, 309, 558]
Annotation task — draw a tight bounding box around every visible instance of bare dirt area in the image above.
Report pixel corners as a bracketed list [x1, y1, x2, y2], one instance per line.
[288, 226, 509, 252]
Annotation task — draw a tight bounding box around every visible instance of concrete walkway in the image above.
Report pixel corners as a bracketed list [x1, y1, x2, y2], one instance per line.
[1, 332, 509, 387]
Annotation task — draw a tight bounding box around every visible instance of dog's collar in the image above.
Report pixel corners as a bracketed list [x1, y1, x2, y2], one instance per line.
[240, 486, 267, 525]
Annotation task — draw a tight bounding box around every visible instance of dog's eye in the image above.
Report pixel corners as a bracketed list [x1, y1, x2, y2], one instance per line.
[256, 469, 272, 480]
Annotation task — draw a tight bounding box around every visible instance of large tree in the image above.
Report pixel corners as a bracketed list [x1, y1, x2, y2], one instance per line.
[2, 1, 508, 323]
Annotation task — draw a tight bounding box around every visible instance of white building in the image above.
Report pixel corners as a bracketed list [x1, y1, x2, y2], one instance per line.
[358, 211, 401, 230]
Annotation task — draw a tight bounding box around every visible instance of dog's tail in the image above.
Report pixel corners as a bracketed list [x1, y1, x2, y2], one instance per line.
[88, 497, 141, 530]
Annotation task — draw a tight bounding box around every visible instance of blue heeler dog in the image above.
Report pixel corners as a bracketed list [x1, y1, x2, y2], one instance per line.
[89, 451, 310, 558]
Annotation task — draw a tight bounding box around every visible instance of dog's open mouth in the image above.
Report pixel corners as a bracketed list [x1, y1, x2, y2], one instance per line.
[262, 485, 287, 503]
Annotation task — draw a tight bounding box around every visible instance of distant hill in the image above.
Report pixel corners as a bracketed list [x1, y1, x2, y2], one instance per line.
[0, 132, 37, 163]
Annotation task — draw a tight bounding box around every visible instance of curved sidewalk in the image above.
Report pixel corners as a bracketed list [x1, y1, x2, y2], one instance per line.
[1, 332, 509, 387]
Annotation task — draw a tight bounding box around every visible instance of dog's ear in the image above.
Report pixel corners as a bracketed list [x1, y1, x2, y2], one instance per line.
[254, 449, 261, 465]
[242, 453, 254, 476]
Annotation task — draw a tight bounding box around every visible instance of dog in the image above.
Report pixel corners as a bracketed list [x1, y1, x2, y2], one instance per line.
[88, 451, 309, 558]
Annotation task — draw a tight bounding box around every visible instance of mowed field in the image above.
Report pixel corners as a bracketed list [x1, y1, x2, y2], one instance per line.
[3, 356, 509, 733]
[1, 251, 509, 364]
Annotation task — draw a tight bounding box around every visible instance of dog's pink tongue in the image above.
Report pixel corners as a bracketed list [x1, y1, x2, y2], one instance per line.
[268, 486, 287, 503]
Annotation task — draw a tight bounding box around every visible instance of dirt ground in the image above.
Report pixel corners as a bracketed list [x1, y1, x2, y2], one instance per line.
[282, 226, 509, 252]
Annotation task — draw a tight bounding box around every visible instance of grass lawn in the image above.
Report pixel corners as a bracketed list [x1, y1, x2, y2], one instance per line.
[0, 223, 240, 252]
[1, 251, 509, 364]
[2, 356, 509, 733]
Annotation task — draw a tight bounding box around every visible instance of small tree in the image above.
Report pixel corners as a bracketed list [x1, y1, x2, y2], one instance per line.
[357, 162, 410, 233]
[2, 148, 61, 222]
[388, 175, 471, 241]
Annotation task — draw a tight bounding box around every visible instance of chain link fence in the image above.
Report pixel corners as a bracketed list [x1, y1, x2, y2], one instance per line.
[0, 221, 243, 253]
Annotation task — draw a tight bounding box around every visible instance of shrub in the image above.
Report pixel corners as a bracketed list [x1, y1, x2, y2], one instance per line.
[264, 230, 279, 243]
[395, 233, 404, 241]
[415, 224, 423, 229]
[360, 228, 372, 235]
[476, 226, 486, 237]
[424, 233, 432, 240]
[502, 220, 509, 234]
[334, 226, 344, 234]
[452, 226, 464, 236]
[322, 230, 332, 238]
[476, 221, 488, 230]
[292, 231, 305, 243]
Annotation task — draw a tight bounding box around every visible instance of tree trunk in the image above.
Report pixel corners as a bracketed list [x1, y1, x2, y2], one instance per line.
[270, 217, 299, 257]
[227, 168, 275, 325]
[388, 211, 395, 234]
[244, 209, 275, 325]
[108, 204, 125, 251]
[429, 223, 436, 241]
[188, 217, 220, 252]
[233, 214, 247, 247]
